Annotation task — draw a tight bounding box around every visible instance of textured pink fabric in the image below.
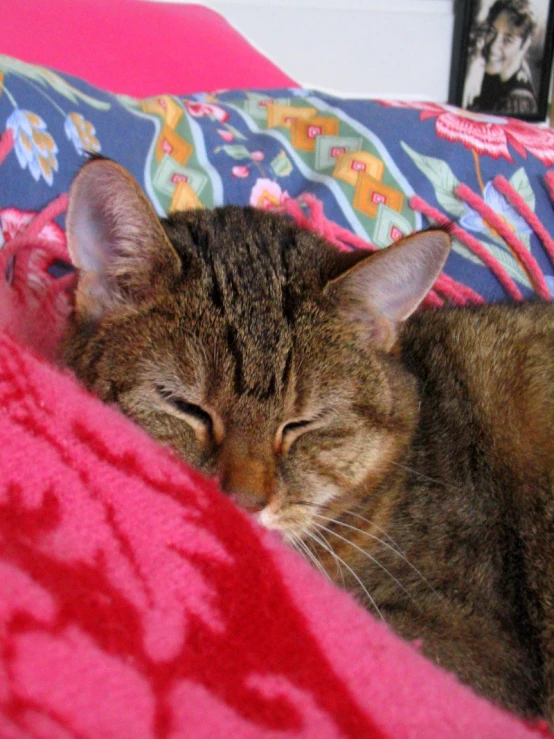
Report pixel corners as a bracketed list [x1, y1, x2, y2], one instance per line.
[1, 0, 297, 96]
[0, 194, 73, 362]
[0, 327, 549, 738]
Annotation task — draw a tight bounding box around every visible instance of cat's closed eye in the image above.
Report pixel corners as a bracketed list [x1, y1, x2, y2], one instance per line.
[275, 417, 320, 455]
[156, 385, 216, 444]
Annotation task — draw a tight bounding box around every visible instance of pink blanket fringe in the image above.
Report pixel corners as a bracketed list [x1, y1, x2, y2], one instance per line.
[493, 175, 554, 267]
[410, 194, 525, 301]
[456, 183, 551, 301]
[279, 194, 374, 252]
[0, 194, 69, 273]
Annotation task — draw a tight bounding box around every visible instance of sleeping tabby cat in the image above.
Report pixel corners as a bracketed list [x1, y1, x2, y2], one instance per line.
[61, 158, 554, 723]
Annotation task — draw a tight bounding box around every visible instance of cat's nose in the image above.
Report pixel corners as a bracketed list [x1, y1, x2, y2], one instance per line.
[217, 452, 274, 513]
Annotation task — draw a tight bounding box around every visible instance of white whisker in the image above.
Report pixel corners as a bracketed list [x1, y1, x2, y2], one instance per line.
[313, 521, 421, 611]
[391, 460, 463, 493]
[305, 529, 384, 621]
[292, 533, 330, 581]
[314, 513, 441, 600]
[299, 502, 405, 556]
[308, 533, 345, 587]
[340, 508, 402, 551]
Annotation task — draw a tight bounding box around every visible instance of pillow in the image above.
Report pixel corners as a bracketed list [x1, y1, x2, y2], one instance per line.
[0, 0, 297, 95]
[0, 53, 553, 737]
[1, 52, 553, 310]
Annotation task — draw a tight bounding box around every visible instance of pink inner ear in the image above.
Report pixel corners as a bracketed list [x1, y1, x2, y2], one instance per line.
[67, 202, 112, 274]
[65, 159, 162, 279]
[346, 231, 451, 324]
[66, 159, 181, 317]
[66, 160, 131, 276]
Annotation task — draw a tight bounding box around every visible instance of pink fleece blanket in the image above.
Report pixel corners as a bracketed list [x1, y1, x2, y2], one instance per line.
[0, 193, 550, 739]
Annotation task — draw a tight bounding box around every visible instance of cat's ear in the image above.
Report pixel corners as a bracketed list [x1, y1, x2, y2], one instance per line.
[326, 230, 450, 350]
[66, 157, 181, 319]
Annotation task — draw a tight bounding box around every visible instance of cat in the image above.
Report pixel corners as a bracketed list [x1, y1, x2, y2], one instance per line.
[61, 157, 554, 724]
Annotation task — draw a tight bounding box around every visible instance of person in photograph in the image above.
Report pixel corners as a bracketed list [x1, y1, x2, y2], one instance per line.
[463, 0, 538, 115]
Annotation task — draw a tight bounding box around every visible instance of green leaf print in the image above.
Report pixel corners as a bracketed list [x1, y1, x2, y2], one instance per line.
[401, 142, 465, 218]
[116, 94, 141, 109]
[271, 150, 293, 177]
[0, 55, 111, 110]
[451, 237, 532, 291]
[509, 167, 535, 212]
[221, 144, 252, 160]
[224, 124, 247, 141]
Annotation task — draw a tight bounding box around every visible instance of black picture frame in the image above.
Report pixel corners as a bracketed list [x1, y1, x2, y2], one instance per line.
[449, 0, 554, 121]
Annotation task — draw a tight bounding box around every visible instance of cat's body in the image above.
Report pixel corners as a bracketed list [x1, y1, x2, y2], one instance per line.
[61, 159, 554, 722]
[339, 304, 554, 719]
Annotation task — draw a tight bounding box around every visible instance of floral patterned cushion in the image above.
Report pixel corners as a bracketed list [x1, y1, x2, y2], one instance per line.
[1, 53, 554, 304]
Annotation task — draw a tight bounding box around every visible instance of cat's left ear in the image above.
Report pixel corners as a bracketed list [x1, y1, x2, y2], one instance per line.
[325, 230, 450, 350]
[66, 157, 181, 319]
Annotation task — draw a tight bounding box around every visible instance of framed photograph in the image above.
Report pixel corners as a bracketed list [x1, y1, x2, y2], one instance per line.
[449, 0, 554, 121]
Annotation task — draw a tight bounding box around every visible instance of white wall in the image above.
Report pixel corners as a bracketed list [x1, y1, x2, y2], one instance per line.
[149, 0, 456, 100]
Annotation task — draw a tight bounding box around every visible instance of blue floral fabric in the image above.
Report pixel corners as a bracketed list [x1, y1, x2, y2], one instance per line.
[1, 53, 554, 303]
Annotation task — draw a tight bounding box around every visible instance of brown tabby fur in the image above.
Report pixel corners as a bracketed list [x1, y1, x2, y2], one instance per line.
[61, 159, 554, 723]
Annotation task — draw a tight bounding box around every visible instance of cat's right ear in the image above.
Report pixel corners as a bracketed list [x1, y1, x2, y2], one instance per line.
[66, 157, 181, 319]
[325, 230, 450, 350]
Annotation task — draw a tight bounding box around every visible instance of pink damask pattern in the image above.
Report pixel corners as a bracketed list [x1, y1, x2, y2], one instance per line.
[0, 330, 380, 737]
[0, 330, 548, 738]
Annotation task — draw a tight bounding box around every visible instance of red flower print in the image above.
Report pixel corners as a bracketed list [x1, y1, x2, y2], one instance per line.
[380, 101, 554, 165]
[185, 101, 230, 123]
[503, 119, 554, 167]
[217, 128, 234, 142]
[232, 165, 250, 178]
[249, 178, 290, 209]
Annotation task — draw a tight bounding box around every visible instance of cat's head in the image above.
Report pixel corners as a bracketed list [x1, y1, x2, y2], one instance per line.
[63, 158, 450, 542]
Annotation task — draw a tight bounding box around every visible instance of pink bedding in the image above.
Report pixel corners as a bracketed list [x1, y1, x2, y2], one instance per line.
[1, 0, 297, 95]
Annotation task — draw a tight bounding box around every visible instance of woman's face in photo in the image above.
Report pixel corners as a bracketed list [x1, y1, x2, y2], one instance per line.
[483, 11, 531, 79]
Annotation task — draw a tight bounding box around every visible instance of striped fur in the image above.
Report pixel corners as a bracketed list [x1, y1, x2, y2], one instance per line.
[62, 160, 554, 725]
